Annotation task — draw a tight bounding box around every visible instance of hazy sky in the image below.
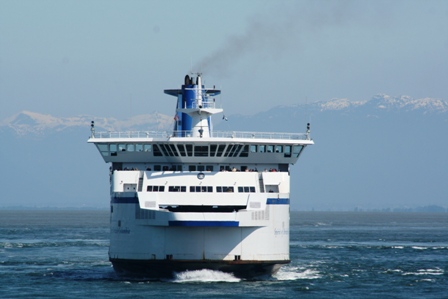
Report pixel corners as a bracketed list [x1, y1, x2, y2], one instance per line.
[1, 0, 447, 121]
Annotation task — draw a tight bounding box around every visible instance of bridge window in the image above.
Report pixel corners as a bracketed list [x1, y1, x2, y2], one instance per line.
[250, 145, 257, 153]
[168, 144, 179, 156]
[275, 145, 283, 153]
[135, 144, 143, 151]
[210, 144, 217, 157]
[293, 145, 304, 157]
[259, 145, 265, 153]
[239, 145, 249, 157]
[143, 144, 152, 152]
[160, 144, 170, 156]
[97, 144, 109, 156]
[194, 145, 209, 157]
[177, 144, 186, 156]
[284, 145, 292, 157]
[216, 144, 226, 157]
[186, 144, 193, 156]
[153, 145, 163, 156]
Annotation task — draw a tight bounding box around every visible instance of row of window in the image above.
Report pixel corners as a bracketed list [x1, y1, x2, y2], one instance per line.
[98, 143, 304, 158]
[146, 185, 256, 193]
[117, 165, 280, 172]
[129, 165, 214, 172]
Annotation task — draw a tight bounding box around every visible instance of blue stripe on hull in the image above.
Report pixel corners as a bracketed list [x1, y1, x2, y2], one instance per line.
[110, 197, 290, 205]
[168, 221, 239, 227]
[266, 198, 290, 205]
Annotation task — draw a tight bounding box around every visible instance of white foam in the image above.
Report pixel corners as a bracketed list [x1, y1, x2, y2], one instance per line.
[412, 246, 428, 250]
[403, 268, 444, 276]
[274, 266, 321, 281]
[173, 269, 241, 283]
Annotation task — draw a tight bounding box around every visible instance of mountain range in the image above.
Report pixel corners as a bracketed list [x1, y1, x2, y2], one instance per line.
[2, 94, 447, 135]
[1, 94, 447, 211]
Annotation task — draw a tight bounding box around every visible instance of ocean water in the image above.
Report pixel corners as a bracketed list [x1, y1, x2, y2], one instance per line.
[0, 211, 447, 299]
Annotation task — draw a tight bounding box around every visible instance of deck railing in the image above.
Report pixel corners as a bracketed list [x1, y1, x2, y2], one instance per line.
[91, 130, 309, 140]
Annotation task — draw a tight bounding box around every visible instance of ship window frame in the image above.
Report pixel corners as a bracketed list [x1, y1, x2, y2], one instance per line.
[97, 144, 108, 152]
[249, 145, 257, 153]
[153, 144, 163, 156]
[143, 144, 152, 152]
[224, 144, 234, 157]
[185, 144, 193, 156]
[194, 145, 209, 157]
[126, 144, 135, 152]
[210, 144, 217, 157]
[177, 144, 187, 156]
[293, 145, 304, 157]
[284, 145, 292, 157]
[189, 165, 196, 172]
[216, 144, 227, 157]
[275, 145, 283, 153]
[232, 144, 243, 157]
[168, 144, 179, 156]
[267, 145, 274, 153]
[160, 144, 170, 156]
[135, 144, 143, 152]
[239, 145, 249, 157]
[259, 145, 266, 153]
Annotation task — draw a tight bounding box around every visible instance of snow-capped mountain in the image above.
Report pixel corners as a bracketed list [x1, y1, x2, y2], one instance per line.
[314, 94, 448, 114]
[0, 111, 173, 136]
[1, 94, 446, 136]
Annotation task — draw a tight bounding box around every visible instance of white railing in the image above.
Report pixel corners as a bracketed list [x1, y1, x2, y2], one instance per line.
[91, 130, 309, 140]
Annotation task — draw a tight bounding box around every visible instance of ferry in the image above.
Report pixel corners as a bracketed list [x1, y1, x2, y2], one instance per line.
[88, 74, 313, 279]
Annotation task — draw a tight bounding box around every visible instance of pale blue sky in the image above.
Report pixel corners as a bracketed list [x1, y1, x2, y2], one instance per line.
[1, 0, 447, 120]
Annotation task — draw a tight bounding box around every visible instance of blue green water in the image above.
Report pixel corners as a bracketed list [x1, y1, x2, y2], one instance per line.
[1, 211, 447, 298]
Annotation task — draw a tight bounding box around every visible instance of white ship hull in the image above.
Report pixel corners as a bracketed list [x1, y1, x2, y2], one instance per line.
[88, 74, 313, 279]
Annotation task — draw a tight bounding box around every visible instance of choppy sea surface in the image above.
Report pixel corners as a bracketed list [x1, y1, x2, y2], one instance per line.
[0, 211, 447, 298]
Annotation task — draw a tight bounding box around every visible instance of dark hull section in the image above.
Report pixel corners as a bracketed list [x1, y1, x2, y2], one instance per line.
[110, 258, 289, 280]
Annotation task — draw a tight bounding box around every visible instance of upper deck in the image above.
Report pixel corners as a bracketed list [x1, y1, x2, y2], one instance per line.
[88, 129, 313, 164]
[88, 74, 313, 165]
[89, 130, 310, 141]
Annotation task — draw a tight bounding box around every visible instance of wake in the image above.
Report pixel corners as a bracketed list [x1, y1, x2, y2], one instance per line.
[173, 269, 241, 283]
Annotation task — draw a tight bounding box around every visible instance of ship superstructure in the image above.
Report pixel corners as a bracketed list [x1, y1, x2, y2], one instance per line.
[88, 74, 313, 278]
